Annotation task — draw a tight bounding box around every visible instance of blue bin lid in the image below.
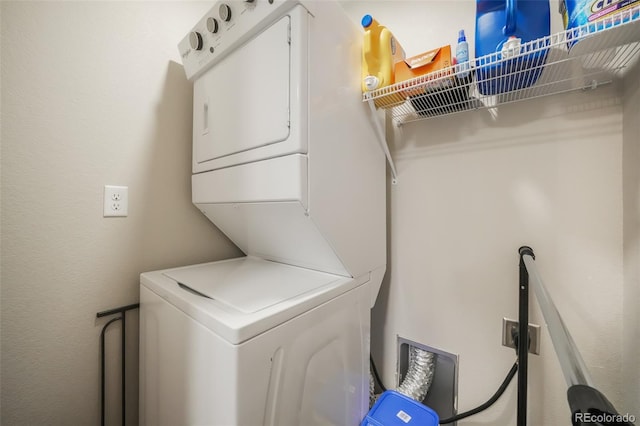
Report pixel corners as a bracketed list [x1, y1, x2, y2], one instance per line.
[361, 390, 439, 426]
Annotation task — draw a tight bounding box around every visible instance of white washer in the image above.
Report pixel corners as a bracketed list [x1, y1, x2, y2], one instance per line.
[140, 257, 372, 425]
[139, 1, 386, 424]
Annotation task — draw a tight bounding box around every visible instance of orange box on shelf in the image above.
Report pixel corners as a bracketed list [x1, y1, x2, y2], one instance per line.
[394, 45, 454, 96]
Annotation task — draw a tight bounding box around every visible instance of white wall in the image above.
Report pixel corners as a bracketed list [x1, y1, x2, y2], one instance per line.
[622, 63, 640, 418]
[341, 1, 628, 425]
[0, 3, 4, 418]
[383, 92, 624, 426]
[1, 1, 635, 425]
[0, 2, 241, 425]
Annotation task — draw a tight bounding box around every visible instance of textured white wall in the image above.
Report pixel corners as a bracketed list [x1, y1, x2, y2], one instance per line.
[622, 64, 640, 419]
[383, 92, 624, 426]
[342, 1, 627, 424]
[1, 1, 635, 425]
[0, 2, 241, 425]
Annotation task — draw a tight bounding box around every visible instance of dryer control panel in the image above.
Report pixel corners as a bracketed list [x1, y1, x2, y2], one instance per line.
[179, 0, 303, 80]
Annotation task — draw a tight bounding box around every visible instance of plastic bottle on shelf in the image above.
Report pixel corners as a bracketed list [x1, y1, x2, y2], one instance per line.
[475, 0, 550, 95]
[361, 14, 405, 94]
[456, 29, 470, 78]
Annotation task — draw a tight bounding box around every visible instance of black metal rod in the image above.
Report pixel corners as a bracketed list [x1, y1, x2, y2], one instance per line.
[97, 303, 140, 318]
[517, 246, 535, 426]
[121, 312, 126, 426]
[100, 317, 122, 426]
[97, 303, 139, 426]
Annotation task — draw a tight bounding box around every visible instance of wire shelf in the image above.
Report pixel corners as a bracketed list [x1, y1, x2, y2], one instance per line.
[363, 6, 640, 125]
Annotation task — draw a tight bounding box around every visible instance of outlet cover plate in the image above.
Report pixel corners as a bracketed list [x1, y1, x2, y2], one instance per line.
[103, 185, 128, 217]
[502, 318, 541, 355]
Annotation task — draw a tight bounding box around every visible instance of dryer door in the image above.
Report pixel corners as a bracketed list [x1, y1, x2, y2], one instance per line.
[193, 8, 308, 173]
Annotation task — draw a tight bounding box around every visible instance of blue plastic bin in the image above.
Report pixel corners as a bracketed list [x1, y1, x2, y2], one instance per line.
[361, 390, 439, 426]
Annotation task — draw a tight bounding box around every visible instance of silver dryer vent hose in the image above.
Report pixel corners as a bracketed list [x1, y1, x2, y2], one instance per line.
[396, 347, 436, 402]
[369, 370, 376, 408]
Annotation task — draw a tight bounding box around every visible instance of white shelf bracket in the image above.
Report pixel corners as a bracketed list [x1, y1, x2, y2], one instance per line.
[367, 98, 398, 184]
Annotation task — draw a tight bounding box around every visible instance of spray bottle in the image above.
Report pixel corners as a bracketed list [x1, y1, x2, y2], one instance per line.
[456, 29, 470, 78]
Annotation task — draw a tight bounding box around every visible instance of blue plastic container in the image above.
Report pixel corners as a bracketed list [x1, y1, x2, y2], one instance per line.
[475, 0, 551, 95]
[360, 391, 439, 426]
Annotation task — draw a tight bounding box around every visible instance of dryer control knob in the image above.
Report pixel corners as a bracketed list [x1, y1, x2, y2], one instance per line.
[219, 4, 232, 22]
[189, 31, 203, 50]
[206, 17, 219, 33]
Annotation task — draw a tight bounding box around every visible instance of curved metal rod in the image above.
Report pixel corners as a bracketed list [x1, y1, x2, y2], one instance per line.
[100, 316, 122, 426]
[97, 303, 139, 426]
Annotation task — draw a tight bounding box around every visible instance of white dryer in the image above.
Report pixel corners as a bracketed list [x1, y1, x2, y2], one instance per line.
[139, 1, 386, 425]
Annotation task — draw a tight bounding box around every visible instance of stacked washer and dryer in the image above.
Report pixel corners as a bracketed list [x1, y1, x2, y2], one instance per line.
[139, 0, 386, 424]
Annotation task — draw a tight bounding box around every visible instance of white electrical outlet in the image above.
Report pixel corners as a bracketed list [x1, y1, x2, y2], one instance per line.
[103, 185, 128, 217]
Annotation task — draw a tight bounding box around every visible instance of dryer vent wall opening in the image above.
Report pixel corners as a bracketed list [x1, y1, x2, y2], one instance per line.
[397, 337, 459, 422]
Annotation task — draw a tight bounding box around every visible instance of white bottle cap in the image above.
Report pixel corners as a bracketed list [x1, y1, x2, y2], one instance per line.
[364, 75, 380, 91]
[501, 36, 522, 59]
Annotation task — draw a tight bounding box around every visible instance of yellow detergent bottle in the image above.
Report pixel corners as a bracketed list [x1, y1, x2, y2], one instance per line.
[361, 14, 406, 108]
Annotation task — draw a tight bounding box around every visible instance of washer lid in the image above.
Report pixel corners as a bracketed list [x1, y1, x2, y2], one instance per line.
[163, 257, 341, 314]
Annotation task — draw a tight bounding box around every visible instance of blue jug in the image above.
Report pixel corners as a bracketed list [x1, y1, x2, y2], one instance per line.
[475, 0, 551, 95]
